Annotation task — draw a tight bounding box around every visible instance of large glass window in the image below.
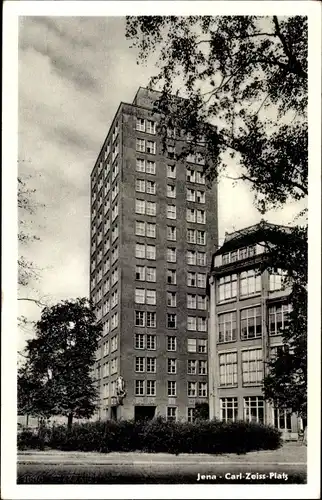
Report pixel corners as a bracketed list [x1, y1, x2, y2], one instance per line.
[241, 348, 263, 385]
[218, 312, 237, 343]
[219, 352, 237, 386]
[218, 274, 237, 302]
[243, 396, 264, 423]
[269, 303, 291, 335]
[220, 397, 238, 422]
[240, 269, 261, 297]
[240, 307, 262, 339]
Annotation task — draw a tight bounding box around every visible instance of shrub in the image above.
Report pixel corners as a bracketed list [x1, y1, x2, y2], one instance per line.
[17, 418, 282, 454]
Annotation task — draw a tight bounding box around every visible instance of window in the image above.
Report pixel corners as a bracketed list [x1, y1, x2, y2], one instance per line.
[187, 408, 195, 423]
[167, 336, 177, 351]
[146, 201, 156, 216]
[103, 340, 109, 356]
[111, 290, 118, 308]
[167, 313, 177, 329]
[273, 408, 292, 431]
[187, 338, 197, 353]
[198, 382, 207, 397]
[167, 248, 176, 263]
[219, 352, 238, 386]
[111, 358, 118, 374]
[136, 179, 145, 193]
[146, 120, 156, 135]
[167, 407, 177, 421]
[135, 380, 144, 396]
[242, 348, 263, 386]
[135, 243, 145, 259]
[135, 310, 145, 327]
[269, 269, 288, 291]
[187, 316, 197, 331]
[147, 357, 156, 373]
[136, 138, 145, 152]
[136, 158, 145, 172]
[146, 245, 156, 260]
[111, 335, 118, 352]
[187, 382, 197, 397]
[135, 288, 145, 304]
[197, 317, 207, 332]
[197, 210, 206, 224]
[146, 334, 156, 349]
[218, 274, 237, 302]
[111, 247, 118, 264]
[269, 304, 291, 335]
[198, 339, 207, 354]
[197, 295, 207, 310]
[167, 291, 176, 307]
[146, 380, 156, 396]
[135, 333, 145, 349]
[135, 357, 145, 372]
[136, 221, 145, 236]
[167, 269, 176, 285]
[146, 160, 156, 174]
[146, 180, 156, 195]
[146, 290, 156, 305]
[111, 225, 118, 242]
[240, 269, 261, 297]
[135, 199, 145, 214]
[186, 250, 196, 265]
[146, 312, 156, 328]
[187, 294, 197, 309]
[186, 169, 196, 183]
[220, 398, 238, 422]
[187, 272, 196, 287]
[187, 188, 195, 202]
[167, 184, 176, 198]
[196, 170, 205, 184]
[215, 304, 235, 338]
[167, 145, 175, 159]
[187, 229, 196, 244]
[103, 278, 110, 295]
[167, 205, 176, 219]
[187, 359, 197, 374]
[136, 265, 145, 281]
[196, 190, 205, 204]
[243, 396, 264, 423]
[240, 307, 262, 339]
[111, 312, 118, 330]
[167, 358, 177, 374]
[197, 230, 206, 245]
[146, 267, 156, 282]
[168, 381, 176, 397]
[167, 164, 176, 178]
[187, 208, 196, 223]
[136, 117, 145, 132]
[146, 223, 156, 238]
[146, 141, 156, 154]
[199, 360, 207, 375]
[111, 268, 118, 285]
[197, 273, 206, 288]
[167, 226, 176, 241]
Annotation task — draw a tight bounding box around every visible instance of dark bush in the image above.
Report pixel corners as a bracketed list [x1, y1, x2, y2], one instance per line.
[18, 418, 282, 454]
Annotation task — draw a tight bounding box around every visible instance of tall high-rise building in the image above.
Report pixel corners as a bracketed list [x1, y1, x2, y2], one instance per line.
[90, 87, 218, 421]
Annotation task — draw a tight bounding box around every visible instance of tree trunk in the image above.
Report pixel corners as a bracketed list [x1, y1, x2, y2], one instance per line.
[67, 413, 73, 431]
[26, 414, 29, 427]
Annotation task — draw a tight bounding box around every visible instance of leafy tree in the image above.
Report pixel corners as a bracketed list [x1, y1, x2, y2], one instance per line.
[126, 16, 308, 419]
[18, 298, 102, 430]
[126, 15, 307, 211]
[194, 402, 209, 421]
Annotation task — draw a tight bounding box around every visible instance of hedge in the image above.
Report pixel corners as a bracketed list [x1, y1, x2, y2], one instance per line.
[18, 417, 282, 454]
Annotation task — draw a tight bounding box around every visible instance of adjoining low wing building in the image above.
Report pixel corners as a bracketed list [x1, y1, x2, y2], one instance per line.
[207, 221, 304, 440]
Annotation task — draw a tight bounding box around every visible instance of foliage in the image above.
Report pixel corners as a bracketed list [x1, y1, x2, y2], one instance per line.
[126, 15, 307, 212]
[17, 298, 102, 428]
[194, 401, 209, 420]
[17, 417, 282, 454]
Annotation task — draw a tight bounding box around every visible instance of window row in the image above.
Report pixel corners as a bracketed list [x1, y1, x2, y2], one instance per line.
[187, 229, 206, 245]
[134, 380, 207, 398]
[92, 182, 119, 209]
[222, 244, 256, 265]
[217, 304, 291, 343]
[218, 348, 264, 387]
[136, 138, 156, 155]
[136, 118, 156, 135]
[186, 168, 205, 184]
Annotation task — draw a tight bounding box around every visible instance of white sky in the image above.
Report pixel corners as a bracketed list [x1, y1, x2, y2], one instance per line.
[18, 16, 306, 342]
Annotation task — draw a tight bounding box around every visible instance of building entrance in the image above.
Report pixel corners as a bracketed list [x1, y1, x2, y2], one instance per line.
[134, 406, 156, 421]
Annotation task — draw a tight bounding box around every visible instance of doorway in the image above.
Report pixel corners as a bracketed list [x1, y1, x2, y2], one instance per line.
[134, 406, 156, 422]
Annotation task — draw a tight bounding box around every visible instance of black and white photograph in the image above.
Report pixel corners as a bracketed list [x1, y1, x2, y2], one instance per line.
[2, 1, 321, 499]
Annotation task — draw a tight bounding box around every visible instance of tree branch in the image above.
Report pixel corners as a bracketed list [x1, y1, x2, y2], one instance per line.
[18, 297, 47, 307]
